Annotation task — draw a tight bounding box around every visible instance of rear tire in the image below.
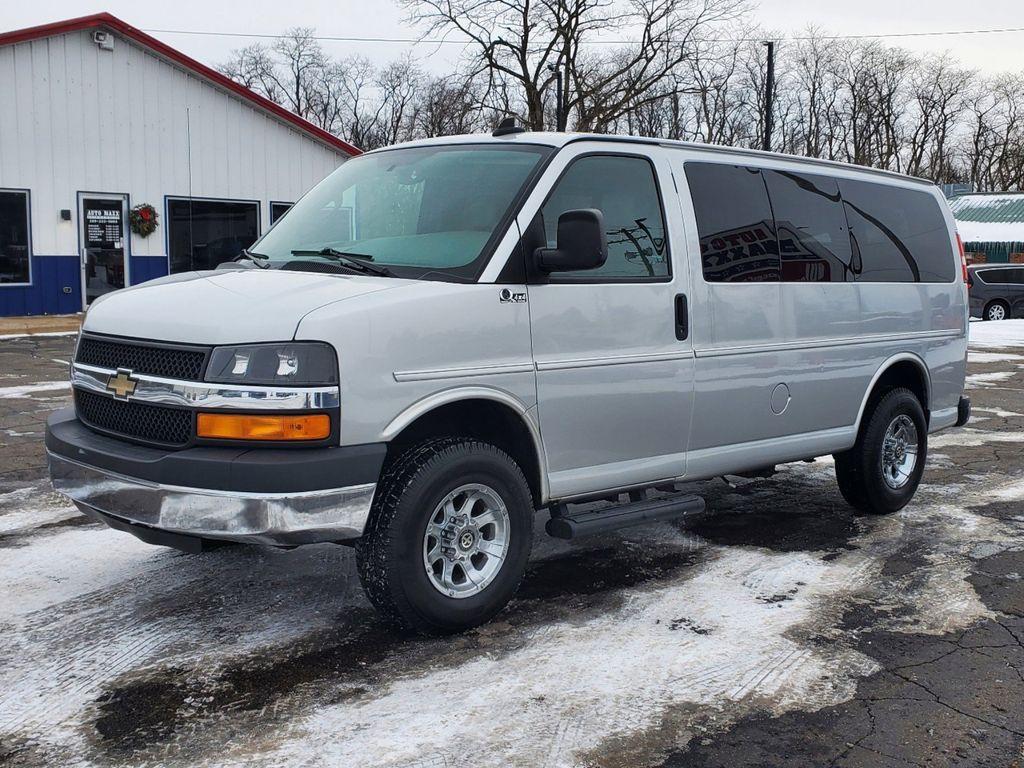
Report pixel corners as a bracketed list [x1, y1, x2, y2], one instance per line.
[356, 438, 534, 634]
[984, 300, 1009, 321]
[833, 388, 927, 515]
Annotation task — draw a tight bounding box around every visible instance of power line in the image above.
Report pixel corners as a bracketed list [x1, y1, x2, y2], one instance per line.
[141, 24, 1024, 46]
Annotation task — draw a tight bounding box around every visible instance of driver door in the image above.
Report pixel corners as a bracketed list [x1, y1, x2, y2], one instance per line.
[522, 145, 694, 499]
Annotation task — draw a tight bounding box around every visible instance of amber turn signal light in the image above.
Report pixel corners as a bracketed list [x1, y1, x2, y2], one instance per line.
[196, 413, 330, 441]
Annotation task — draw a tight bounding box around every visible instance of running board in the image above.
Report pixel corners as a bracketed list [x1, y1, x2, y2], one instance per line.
[545, 494, 706, 540]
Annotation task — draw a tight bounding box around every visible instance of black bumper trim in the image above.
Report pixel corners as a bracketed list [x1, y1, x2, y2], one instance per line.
[74, 502, 209, 553]
[46, 408, 387, 494]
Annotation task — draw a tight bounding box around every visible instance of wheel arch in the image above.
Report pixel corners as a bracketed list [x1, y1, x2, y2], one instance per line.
[854, 353, 932, 434]
[381, 387, 549, 506]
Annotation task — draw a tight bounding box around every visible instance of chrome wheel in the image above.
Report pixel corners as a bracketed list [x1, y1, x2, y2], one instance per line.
[987, 303, 1007, 321]
[881, 414, 919, 490]
[423, 483, 510, 599]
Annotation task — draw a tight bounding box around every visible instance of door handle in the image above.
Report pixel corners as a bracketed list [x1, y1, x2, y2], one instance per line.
[674, 293, 688, 341]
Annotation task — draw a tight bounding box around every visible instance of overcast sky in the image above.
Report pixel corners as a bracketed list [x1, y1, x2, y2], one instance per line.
[5, 0, 1023, 76]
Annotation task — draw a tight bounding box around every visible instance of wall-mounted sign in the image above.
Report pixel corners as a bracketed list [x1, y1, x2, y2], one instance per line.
[84, 200, 123, 249]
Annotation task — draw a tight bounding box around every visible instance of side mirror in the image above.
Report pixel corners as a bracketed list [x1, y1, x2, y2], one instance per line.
[535, 209, 608, 273]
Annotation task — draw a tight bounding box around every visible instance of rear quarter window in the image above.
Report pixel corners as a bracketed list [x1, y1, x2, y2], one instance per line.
[838, 179, 954, 283]
[980, 268, 1024, 284]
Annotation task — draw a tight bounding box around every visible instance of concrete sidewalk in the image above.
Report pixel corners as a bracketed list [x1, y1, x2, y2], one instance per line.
[0, 314, 82, 337]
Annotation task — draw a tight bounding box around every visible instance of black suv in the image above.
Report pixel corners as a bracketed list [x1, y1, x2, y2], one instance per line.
[968, 264, 1024, 321]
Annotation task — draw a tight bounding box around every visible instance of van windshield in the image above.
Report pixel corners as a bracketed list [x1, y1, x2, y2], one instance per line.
[253, 144, 551, 281]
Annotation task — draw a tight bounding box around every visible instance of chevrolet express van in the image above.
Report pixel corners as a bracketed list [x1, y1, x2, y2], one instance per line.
[47, 125, 971, 633]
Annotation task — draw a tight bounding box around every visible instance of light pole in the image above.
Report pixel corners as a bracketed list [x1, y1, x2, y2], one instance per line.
[762, 40, 775, 152]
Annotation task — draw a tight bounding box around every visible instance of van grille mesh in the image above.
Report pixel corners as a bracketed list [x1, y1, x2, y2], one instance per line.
[75, 390, 192, 446]
[76, 336, 208, 380]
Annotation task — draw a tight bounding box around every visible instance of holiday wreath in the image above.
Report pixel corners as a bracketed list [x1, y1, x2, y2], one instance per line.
[130, 203, 159, 238]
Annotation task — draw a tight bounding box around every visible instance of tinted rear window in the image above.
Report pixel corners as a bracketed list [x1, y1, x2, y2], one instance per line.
[762, 170, 853, 282]
[838, 179, 954, 283]
[686, 163, 779, 282]
[979, 268, 1024, 284]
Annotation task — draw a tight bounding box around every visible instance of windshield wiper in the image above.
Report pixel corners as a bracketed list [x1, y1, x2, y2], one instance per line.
[290, 248, 392, 277]
[235, 248, 270, 269]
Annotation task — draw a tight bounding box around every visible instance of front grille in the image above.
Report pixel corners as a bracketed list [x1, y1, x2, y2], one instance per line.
[76, 335, 208, 380]
[75, 390, 192, 446]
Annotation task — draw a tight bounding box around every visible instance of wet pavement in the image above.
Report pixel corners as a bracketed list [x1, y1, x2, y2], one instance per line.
[1, 331, 1022, 767]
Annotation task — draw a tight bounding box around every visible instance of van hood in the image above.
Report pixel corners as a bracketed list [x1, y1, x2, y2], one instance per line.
[83, 269, 404, 345]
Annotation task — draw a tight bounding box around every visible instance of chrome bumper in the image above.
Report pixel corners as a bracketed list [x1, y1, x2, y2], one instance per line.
[48, 450, 376, 547]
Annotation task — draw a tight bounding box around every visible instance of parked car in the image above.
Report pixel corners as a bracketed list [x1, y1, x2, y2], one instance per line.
[47, 125, 970, 633]
[967, 264, 1024, 321]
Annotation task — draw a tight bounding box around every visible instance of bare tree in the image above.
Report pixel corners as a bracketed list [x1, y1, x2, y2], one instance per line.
[400, 0, 746, 131]
[216, 14, 1024, 191]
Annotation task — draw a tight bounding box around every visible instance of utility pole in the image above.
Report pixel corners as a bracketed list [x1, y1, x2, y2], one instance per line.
[762, 40, 775, 152]
[547, 62, 563, 131]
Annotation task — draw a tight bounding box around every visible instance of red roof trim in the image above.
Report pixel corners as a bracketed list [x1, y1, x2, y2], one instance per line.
[0, 13, 361, 156]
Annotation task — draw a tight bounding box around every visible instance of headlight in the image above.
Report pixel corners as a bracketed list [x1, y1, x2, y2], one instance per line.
[205, 342, 338, 386]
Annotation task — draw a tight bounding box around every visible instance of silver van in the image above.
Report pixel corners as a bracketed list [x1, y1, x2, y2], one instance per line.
[47, 127, 971, 633]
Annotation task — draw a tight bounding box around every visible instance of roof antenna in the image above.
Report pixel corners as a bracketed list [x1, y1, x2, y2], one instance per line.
[492, 116, 527, 137]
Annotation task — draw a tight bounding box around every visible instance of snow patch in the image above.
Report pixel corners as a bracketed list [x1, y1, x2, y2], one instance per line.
[968, 351, 1024, 364]
[930, 429, 1024, 448]
[973, 406, 1024, 419]
[965, 371, 1015, 389]
[266, 548, 879, 768]
[0, 330, 79, 340]
[969, 319, 1024, 349]
[0, 381, 70, 399]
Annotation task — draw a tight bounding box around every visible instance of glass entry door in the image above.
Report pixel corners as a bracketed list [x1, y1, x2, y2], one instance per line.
[80, 195, 128, 306]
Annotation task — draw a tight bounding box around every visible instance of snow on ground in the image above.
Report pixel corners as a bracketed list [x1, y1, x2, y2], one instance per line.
[0, 381, 70, 399]
[2, 332, 1024, 766]
[969, 318, 1024, 348]
[965, 370, 1016, 389]
[0, 331, 78, 341]
[969, 351, 1024, 364]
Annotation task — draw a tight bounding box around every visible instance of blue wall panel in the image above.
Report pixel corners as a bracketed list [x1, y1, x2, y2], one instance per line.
[0, 256, 81, 317]
[0, 255, 169, 317]
[129, 255, 169, 286]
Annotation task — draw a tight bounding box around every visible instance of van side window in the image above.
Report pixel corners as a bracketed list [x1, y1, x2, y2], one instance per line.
[541, 155, 669, 279]
[685, 163, 779, 282]
[838, 179, 954, 283]
[762, 170, 853, 282]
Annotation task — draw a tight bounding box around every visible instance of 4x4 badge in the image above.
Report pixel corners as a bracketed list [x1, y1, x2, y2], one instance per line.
[499, 288, 527, 304]
[106, 368, 138, 401]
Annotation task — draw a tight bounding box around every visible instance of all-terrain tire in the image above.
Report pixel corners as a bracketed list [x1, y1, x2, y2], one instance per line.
[355, 438, 534, 634]
[833, 387, 928, 515]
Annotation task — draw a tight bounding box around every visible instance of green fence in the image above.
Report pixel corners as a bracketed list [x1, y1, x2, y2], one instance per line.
[963, 241, 1024, 263]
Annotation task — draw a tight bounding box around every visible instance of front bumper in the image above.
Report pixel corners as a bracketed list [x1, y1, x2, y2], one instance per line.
[46, 408, 386, 549]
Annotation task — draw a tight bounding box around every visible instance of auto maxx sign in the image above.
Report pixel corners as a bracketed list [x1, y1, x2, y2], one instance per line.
[700, 220, 845, 282]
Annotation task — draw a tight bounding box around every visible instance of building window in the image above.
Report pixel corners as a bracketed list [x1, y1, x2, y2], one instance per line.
[167, 198, 260, 273]
[0, 190, 31, 285]
[270, 202, 293, 225]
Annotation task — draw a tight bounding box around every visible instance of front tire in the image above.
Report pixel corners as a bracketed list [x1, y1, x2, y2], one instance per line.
[356, 438, 534, 634]
[834, 388, 928, 515]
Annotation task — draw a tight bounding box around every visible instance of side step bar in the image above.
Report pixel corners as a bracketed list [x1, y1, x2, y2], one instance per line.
[545, 494, 706, 540]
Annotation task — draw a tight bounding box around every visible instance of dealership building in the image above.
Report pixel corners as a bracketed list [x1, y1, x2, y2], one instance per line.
[0, 13, 358, 317]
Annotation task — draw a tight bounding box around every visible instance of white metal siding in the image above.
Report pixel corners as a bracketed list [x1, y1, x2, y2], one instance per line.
[0, 28, 347, 258]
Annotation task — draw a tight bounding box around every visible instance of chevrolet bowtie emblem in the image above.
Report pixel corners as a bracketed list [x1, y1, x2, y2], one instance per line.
[106, 368, 138, 400]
